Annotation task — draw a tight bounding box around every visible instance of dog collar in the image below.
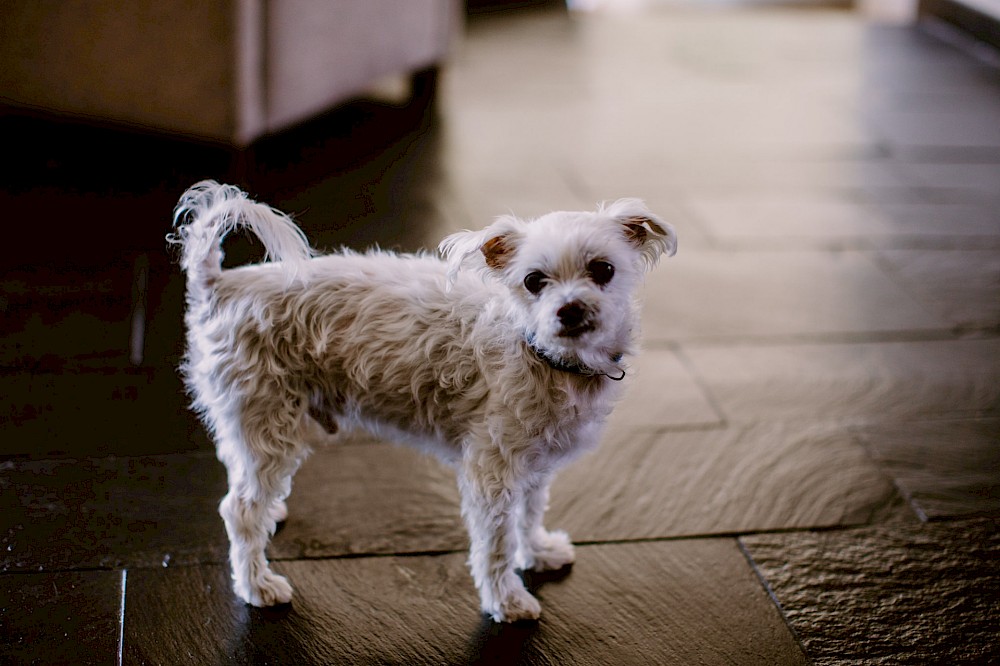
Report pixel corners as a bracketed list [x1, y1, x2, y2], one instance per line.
[525, 333, 626, 381]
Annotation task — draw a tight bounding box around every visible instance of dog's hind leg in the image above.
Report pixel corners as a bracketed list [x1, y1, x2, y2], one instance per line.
[261, 393, 340, 527]
[216, 397, 310, 607]
[219, 485, 293, 607]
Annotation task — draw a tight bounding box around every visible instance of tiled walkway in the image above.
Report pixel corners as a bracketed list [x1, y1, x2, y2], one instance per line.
[2, 5, 999, 665]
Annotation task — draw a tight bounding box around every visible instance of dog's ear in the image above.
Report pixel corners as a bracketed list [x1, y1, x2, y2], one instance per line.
[603, 198, 677, 269]
[480, 234, 515, 270]
[439, 216, 522, 288]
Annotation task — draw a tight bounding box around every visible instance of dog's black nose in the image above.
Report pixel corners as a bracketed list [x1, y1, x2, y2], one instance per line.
[557, 302, 587, 329]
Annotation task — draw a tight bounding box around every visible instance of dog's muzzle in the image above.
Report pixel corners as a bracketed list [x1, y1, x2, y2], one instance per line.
[556, 301, 595, 338]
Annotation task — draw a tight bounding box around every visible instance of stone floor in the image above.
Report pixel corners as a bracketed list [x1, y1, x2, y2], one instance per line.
[2, 4, 999, 665]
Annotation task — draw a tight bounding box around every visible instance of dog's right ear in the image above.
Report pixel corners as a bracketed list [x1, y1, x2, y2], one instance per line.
[480, 234, 515, 270]
[439, 216, 521, 288]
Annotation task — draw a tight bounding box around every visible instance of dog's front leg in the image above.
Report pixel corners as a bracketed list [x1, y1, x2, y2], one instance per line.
[519, 477, 575, 572]
[459, 454, 541, 623]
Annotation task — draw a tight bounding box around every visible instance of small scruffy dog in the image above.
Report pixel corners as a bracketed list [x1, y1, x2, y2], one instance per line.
[170, 181, 676, 622]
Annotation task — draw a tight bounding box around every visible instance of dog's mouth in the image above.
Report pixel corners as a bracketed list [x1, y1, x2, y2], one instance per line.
[557, 321, 595, 338]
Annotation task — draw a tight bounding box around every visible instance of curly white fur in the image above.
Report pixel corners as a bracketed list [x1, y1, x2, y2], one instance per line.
[170, 181, 675, 622]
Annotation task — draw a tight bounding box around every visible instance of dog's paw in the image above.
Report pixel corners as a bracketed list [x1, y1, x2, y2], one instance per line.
[530, 530, 575, 572]
[489, 586, 542, 623]
[238, 571, 294, 607]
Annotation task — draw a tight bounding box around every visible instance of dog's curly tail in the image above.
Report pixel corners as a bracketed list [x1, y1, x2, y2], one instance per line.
[168, 180, 314, 286]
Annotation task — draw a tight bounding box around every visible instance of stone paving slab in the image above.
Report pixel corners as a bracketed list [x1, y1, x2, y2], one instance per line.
[870, 106, 1000, 149]
[1, 368, 209, 459]
[263, 420, 906, 562]
[123, 540, 807, 666]
[0, 443, 461, 572]
[0, 415, 908, 577]
[682, 338, 1000, 424]
[741, 518, 1000, 665]
[620, 159, 909, 196]
[641, 249, 947, 343]
[685, 197, 913, 247]
[0, 569, 123, 666]
[871, 248, 1000, 330]
[896, 162, 1000, 200]
[550, 422, 908, 542]
[271, 442, 465, 561]
[606, 348, 723, 431]
[866, 202, 1000, 241]
[0, 453, 228, 572]
[857, 418, 1000, 520]
[687, 196, 1000, 247]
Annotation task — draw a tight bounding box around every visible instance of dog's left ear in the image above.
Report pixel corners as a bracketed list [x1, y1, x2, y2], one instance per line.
[604, 198, 677, 270]
[479, 234, 516, 270]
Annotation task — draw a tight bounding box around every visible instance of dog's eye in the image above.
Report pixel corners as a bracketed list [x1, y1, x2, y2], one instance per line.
[588, 260, 615, 286]
[523, 271, 547, 295]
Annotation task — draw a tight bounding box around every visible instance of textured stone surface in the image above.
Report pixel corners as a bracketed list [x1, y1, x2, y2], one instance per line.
[0, 443, 458, 572]
[683, 338, 1000, 424]
[688, 198, 1000, 246]
[897, 161, 1000, 200]
[641, 249, 947, 343]
[232, 419, 903, 564]
[270, 441, 466, 560]
[872, 249, 1000, 330]
[1, 368, 208, 458]
[0, 415, 903, 576]
[620, 159, 908, 197]
[605, 348, 723, 431]
[741, 519, 1000, 665]
[865, 202, 1000, 242]
[550, 423, 905, 541]
[0, 570, 123, 666]
[858, 419, 1000, 520]
[0, 453, 228, 572]
[123, 540, 807, 665]
[686, 197, 911, 246]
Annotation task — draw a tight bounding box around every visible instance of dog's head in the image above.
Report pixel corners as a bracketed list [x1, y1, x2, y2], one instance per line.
[440, 199, 676, 377]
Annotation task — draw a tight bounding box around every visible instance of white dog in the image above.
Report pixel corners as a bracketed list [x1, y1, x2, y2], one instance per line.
[169, 181, 675, 622]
